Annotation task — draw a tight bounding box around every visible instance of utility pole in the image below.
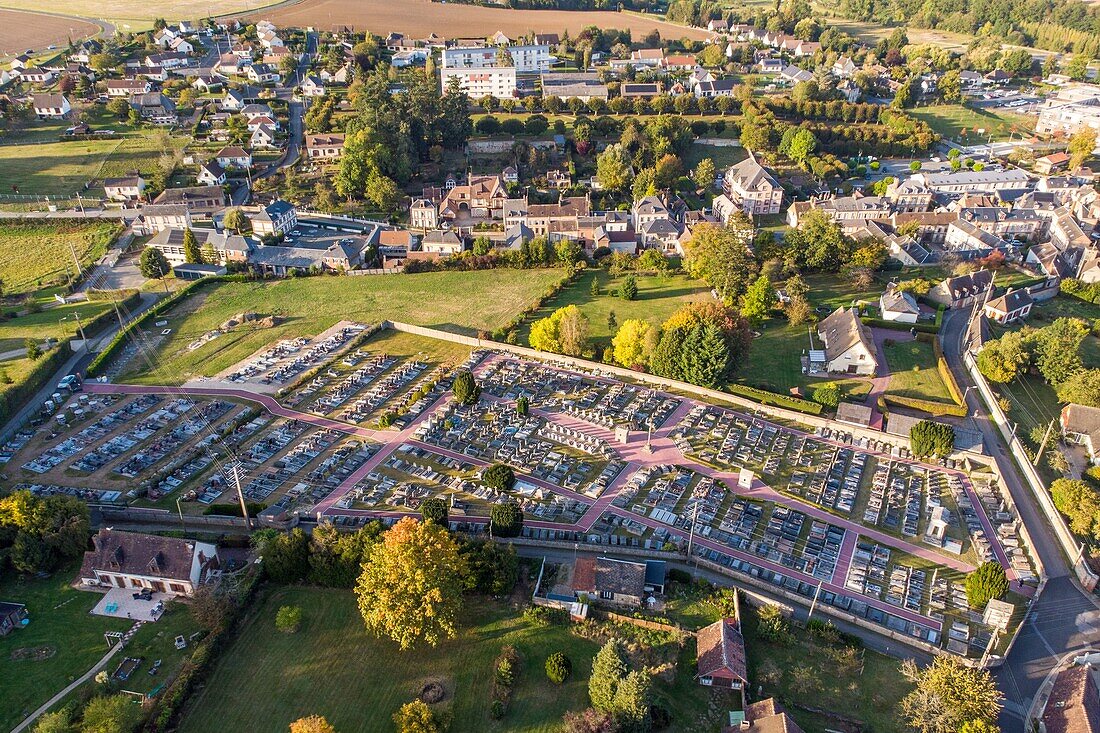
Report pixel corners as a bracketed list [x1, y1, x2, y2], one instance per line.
[1035, 418, 1057, 466]
[176, 495, 186, 534]
[231, 462, 253, 531]
[687, 500, 701, 577]
[72, 310, 87, 346]
[111, 298, 126, 329]
[806, 580, 824, 623]
[67, 238, 84, 278]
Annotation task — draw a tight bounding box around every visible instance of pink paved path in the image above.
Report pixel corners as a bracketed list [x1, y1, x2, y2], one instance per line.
[88, 352, 1026, 629]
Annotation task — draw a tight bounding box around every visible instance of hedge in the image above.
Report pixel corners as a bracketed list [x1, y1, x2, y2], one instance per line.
[881, 394, 967, 417]
[0, 344, 70, 420]
[81, 291, 142, 340]
[727, 383, 824, 415]
[86, 275, 250, 377]
[860, 316, 940, 334]
[931, 336, 966, 406]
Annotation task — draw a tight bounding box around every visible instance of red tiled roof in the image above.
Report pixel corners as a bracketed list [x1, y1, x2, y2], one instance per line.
[1043, 666, 1100, 733]
[696, 617, 748, 681]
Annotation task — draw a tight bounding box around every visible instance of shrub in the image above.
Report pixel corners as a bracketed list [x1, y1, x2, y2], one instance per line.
[910, 419, 956, 457]
[811, 383, 842, 408]
[964, 562, 1009, 609]
[483, 464, 516, 491]
[523, 604, 568, 626]
[276, 605, 302, 633]
[490, 699, 505, 720]
[885, 395, 967, 418]
[727, 383, 823, 415]
[667, 568, 692, 585]
[546, 651, 573, 684]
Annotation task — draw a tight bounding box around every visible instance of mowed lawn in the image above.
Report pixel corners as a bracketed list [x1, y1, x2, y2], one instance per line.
[0, 220, 121, 294]
[517, 271, 711, 350]
[0, 300, 116, 343]
[908, 104, 1036, 142]
[883, 339, 953, 403]
[178, 587, 600, 733]
[122, 270, 568, 384]
[0, 564, 130, 732]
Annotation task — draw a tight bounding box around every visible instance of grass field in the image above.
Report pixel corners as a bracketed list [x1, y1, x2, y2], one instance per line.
[0, 0, 270, 28]
[908, 104, 1036, 142]
[178, 587, 600, 733]
[517, 270, 711, 351]
[883, 339, 953, 402]
[0, 563, 130, 732]
[120, 270, 568, 384]
[0, 132, 185, 197]
[0, 220, 121, 295]
[0, 299, 116, 343]
[257, 0, 712, 39]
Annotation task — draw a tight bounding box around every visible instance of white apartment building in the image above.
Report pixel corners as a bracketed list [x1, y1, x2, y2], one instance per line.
[442, 44, 553, 73]
[441, 66, 517, 100]
[1036, 85, 1100, 143]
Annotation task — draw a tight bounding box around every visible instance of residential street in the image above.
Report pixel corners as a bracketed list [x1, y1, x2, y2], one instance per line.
[941, 304, 1100, 729]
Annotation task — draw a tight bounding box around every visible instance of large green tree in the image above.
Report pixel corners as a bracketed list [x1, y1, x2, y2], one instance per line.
[355, 517, 467, 649]
[899, 656, 1002, 733]
[683, 218, 758, 305]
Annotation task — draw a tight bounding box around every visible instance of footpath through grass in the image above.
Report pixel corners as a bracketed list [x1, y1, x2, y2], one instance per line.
[121, 270, 568, 385]
[178, 586, 599, 733]
[908, 103, 1036, 142]
[0, 563, 130, 731]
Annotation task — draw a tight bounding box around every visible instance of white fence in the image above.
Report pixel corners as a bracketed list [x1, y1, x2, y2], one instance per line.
[963, 349, 1098, 590]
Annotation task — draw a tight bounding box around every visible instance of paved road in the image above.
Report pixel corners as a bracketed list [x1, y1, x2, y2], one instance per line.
[940, 304, 1100, 730]
[257, 31, 314, 180]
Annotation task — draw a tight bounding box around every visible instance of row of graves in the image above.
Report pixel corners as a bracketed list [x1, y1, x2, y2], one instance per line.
[684, 520, 943, 644]
[144, 405, 255, 501]
[228, 421, 377, 512]
[672, 406, 809, 483]
[972, 475, 1035, 582]
[864, 460, 925, 538]
[414, 400, 624, 499]
[845, 540, 929, 618]
[478, 358, 681, 430]
[222, 322, 368, 387]
[21, 394, 161, 474]
[787, 444, 868, 514]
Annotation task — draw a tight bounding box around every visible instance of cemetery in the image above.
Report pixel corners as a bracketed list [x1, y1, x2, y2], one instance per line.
[0, 327, 1035, 659]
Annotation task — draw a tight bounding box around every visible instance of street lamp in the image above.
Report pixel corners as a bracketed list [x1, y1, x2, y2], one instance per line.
[175, 495, 186, 534]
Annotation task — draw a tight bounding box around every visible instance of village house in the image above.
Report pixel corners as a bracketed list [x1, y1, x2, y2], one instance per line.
[151, 185, 228, 218]
[723, 153, 783, 216]
[131, 92, 178, 125]
[817, 307, 878, 375]
[926, 269, 994, 308]
[983, 288, 1034, 323]
[103, 176, 146, 202]
[410, 198, 439, 230]
[439, 175, 507, 221]
[571, 556, 649, 608]
[305, 133, 345, 160]
[879, 284, 921, 323]
[197, 161, 227, 186]
[147, 227, 249, 264]
[215, 146, 253, 170]
[106, 78, 151, 97]
[31, 94, 70, 119]
[301, 75, 325, 97]
[1061, 403, 1100, 466]
[1041, 664, 1100, 733]
[695, 617, 749, 707]
[420, 230, 464, 255]
[251, 200, 298, 237]
[78, 529, 220, 596]
[1035, 152, 1072, 176]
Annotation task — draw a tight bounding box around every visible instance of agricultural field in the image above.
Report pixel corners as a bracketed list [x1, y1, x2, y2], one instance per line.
[0, 9, 99, 55]
[517, 270, 711, 351]
[255, 0, 712, 39]
[908, 104, 1036, 142]
[0, 562, 131, 732]
[0, 0, 268, 29]
[883, 339, 953, 403]
[117, 269, 569, 384]
[177, 587, 598, 733]
[0, 220, 121, 295]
